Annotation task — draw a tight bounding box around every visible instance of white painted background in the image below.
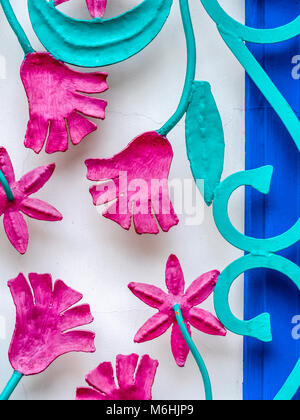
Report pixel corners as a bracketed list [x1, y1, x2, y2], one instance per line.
[0, 0, 245, 400]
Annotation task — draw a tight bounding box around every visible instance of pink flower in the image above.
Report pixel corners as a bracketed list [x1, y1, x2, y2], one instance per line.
[76, 354, 158, 400]
[0, 147, 62, 254]
[8, 273, 96, 376]
[129, 255, 226, 367]
[21, 52, 108, 154]
[85, 131, 179, 234]
[55, 0, 107, 18]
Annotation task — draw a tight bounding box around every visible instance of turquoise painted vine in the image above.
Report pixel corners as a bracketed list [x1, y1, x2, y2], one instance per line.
[0, 0, 298, 400]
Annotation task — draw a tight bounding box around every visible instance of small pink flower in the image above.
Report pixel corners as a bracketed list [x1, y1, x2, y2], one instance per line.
[8, 273, 95, 376]
[85, 131, 179, 234]
[0, 147, 62, 254]
[76, 354, 158, 400]
[21, 52, 108, 154]
[55, 0, 107, 18]
[129, 255, 226, 367]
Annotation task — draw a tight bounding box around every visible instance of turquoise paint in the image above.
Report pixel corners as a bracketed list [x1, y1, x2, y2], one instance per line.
[27, 0, 173, 68]
[158, 0, 196, 137]
[173, 304, 213, 401]
[185, 81, 224, 206]
[212, 166, 300, 399]
[0, 0, 34, 55]
[0, 371, 23, 400]
[0, 170, 14, 202]
[213, 166, 300, 254]
[200, 0, 300, 151]
[274, 359, 300, 401]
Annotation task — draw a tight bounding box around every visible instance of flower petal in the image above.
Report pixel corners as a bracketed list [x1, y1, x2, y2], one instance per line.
[3, 211, 28, 254]
[128, 282, 168, 309]
[18, 163, 55, 195]
[8, 273, 34, 318]
[0, 147, 15, 183]
[189, 307, 227, 336]
[85, 362, 117, 395]
[116, 354, 139, 389]
[46, 120, 68, 154]
[165, 254, 185, 296]
[185, 270, 220, 306]
[151, 183, 179, 232]
[90, 181, 117, 206]
[86, 0, 107, 18]
[67, 111, 97, 145]
[70, 70, 108, 93]
[60, 304, 94, 332]
[53, 280, 83, 313]
[73, 92, 107, 119]
[171, 321, 190, 367]
[134, 355, 159, 400]
[85, 158, 121, 181]
[76, 387, 106, 400]
[28, 273, 52, 309]
[24, 114, 49, 154]
[20, 198, 63, 221]
[60, 330, 96, 354]
[133, 201, 159, 234]
[103, 200, 132, 230]
[134, 312, 172, 343]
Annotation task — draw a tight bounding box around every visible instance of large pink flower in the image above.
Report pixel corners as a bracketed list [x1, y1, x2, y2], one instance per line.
[0, 147, 62, 254]
[8, 273, 96, 376]
[76, 354, 158, 400]
[55, 0, 107, 18]
[129, 255, 226, 367]
[85, 131, 179, 234]
[21, 52, 108, 154]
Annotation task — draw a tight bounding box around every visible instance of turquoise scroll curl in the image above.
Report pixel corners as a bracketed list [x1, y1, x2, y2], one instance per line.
[212, 166, 300, 400]
[27, 0, 173, 67]
[200, 0, 300, 151]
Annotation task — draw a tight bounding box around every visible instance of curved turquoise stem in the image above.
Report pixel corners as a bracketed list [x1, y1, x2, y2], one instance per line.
[0, 371, 23, 400]
[0, 0, 34, 55]
[0, 170, 14, 202]
[173, 304, 213, 400]
[158, 0, 196, 136]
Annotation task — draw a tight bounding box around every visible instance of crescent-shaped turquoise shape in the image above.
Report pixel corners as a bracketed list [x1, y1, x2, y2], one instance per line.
[27, 0, 173, 67]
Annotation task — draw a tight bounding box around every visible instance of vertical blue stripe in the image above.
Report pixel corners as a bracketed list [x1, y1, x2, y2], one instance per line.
[245, 0, 300, 400]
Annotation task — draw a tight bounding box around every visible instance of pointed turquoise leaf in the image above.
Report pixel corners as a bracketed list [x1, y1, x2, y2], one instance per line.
[185, 81, 225, 206]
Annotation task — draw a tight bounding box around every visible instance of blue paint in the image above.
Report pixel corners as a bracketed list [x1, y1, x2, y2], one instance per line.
[244, 0, 300, 400]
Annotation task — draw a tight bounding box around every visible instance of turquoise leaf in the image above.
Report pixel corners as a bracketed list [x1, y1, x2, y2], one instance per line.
[185, 81, 225, 206]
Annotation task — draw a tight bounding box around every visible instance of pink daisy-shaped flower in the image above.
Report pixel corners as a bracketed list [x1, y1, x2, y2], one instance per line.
[129, 255, 226, 367]
[85, 131, 179, 234]
[76, 354, 158, 400]
[0, 147, 62, 254]
[8, 273, 95, 376]
[55, 0, 107, 18]
[21, 52, 108, 154]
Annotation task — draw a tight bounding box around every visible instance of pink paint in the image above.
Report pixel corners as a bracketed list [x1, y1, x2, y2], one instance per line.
[55, 0, 107, 18]
[21, 52, 108, 154]
[85, 131, 179, 234]
[0, 147, 62, 254]
[128, 254, 226, 367]
[76, 354, 158, 400]
[8, 273, 95, 376]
